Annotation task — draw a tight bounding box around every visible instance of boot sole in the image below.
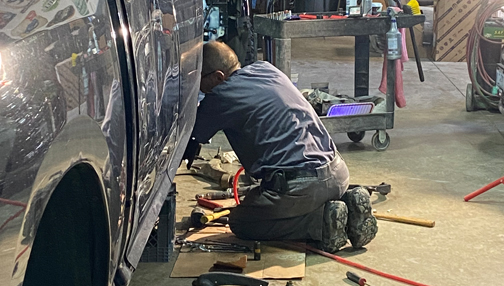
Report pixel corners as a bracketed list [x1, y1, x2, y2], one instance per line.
[320, 201, 348, 253]
[344, 187, 378, 249]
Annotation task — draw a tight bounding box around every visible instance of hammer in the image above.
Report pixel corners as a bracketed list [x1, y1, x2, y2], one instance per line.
[191, 207, 231, 228]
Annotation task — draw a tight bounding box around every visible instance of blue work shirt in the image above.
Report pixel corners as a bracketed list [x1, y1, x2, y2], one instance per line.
[192, 61, 336, 179]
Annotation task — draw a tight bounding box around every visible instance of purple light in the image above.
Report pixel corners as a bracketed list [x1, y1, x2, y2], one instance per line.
[326, 102, 374, 117]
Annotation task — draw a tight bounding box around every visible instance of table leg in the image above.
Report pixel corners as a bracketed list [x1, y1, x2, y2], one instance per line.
[272, 38, 291, 79]
[354, 35, 370, 97]
[386, 59, 396, 128]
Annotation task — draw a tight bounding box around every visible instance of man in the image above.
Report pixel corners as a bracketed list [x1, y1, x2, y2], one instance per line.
[184, 41, 377, 252]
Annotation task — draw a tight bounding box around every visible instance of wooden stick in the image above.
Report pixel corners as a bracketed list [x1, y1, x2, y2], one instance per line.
[374, 213, 435, 228]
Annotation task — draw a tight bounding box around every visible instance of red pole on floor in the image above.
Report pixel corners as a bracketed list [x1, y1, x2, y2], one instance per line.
[0, 198, 27, 208]
[464, 176, 504, 202]
[304, 245, 430, 286]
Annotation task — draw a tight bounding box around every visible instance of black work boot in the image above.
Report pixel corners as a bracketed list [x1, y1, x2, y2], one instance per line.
[342, 187, 378, 249]
[319, 200, 348, 253]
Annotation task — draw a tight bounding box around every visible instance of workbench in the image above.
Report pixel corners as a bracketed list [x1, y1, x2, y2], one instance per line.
[253, 13, 425, 150]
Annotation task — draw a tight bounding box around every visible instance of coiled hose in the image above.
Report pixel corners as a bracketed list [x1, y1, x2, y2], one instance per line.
[466, 0, 504, 108]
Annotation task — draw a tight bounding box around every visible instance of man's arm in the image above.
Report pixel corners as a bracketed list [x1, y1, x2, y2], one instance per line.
[182, 98, 230, 168]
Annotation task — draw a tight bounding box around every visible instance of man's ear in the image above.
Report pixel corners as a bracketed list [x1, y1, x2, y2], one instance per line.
[215, 70, 225, 83]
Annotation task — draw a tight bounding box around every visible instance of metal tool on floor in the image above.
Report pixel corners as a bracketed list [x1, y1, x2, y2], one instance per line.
[195, 188, 244, 200]
[191, 207, 230, 228]
[192, 272, 269, 286]
[302, 244, 429, 286]
[346, 271, 371, 286]
[373, 212, 435, 228]
[349, 183, 391, 196]
[177, 238, 251, 253]
[464, 175, 504, 201]
[198, 197, 224, 209]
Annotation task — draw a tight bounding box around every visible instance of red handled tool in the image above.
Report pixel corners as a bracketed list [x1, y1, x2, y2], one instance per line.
[197, 198, 223, 209]
[346, 271, 370, 286]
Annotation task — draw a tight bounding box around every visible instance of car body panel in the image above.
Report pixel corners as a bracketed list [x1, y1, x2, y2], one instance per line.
[0, 0, 202, 283]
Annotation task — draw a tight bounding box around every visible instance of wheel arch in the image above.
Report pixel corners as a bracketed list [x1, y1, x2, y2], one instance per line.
[11, 116, 113, 285]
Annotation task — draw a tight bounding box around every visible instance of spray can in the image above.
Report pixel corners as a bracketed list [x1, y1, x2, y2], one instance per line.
[254, 241, 261, 260]
[386, 16, 402, 60]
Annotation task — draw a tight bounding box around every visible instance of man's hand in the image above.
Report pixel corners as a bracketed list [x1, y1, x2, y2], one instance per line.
[182, 138, 201, 169]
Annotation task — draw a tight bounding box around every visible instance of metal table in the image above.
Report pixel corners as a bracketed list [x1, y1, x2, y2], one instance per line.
[253, 14, 425, 150]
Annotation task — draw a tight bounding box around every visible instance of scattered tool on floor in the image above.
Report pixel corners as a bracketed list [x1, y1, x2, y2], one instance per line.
[373, 212, 435, 228]
[346, 271, 371, 286]
[302, 244, 429, 286]
[196, 189, 240, 200]
[192, 272, 269, 286]
[198, 197, 224, 209]
[176, 238, 251, 253]
[464, 175, 504, 201]
[349, 183, 391, 196]
[191, 207, 230, 228]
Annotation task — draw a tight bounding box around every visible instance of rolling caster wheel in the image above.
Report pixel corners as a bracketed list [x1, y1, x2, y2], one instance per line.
[466, 83, 475, 112]
[347, 131, 365, 143]
[372, 131, 390, 151]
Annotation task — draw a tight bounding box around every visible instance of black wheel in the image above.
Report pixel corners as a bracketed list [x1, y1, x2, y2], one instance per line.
[371, 132, 390, 151]
[347, 131, 366, 143]
[466, 83, 475, 112]
[499, 97, 504, 115]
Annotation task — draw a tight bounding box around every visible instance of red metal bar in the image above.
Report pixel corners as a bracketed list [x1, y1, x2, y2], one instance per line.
[0, 198, 27, 208]
[464, 176, 504, 201]
[304, 245, 429, 286]
[0, 208, 26, 232]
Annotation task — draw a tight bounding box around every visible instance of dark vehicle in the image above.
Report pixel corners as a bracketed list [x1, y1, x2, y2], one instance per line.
[0, 0, 203, 284]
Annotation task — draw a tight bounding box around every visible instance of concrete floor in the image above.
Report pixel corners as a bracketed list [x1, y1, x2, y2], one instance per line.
[131, 37, 504, 286]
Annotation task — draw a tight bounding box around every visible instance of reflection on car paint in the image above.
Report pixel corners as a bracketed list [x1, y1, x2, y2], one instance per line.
[0, 0, 203, 283]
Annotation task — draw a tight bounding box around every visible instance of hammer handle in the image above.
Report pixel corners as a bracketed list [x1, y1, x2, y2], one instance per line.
[374, 213, 435, 228]
[201, 210, 231, 224]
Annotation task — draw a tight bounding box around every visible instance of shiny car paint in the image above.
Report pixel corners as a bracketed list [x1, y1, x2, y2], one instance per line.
[0, 0, 202, 284]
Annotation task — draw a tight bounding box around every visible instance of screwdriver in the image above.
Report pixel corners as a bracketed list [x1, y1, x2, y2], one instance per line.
[346, 271, 371, 286]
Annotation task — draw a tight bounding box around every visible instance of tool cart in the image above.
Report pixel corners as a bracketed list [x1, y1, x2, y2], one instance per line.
[253, 13, 425, 150]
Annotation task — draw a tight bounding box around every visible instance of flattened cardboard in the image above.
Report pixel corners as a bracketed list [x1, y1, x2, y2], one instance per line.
[433, 0, 481, 61]
[171, 227, 306, 279]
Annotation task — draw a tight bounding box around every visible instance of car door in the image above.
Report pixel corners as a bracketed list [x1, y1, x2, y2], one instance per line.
[122, 0, 181, 266]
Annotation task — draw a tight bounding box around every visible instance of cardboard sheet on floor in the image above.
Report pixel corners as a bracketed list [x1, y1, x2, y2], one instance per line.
[170, 226, 306, 279]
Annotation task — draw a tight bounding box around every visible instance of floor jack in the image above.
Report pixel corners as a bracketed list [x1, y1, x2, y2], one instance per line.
[192, 272, 268, 286]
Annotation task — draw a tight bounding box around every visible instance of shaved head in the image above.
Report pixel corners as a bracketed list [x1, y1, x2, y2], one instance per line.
[202, 41, 241, 76]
